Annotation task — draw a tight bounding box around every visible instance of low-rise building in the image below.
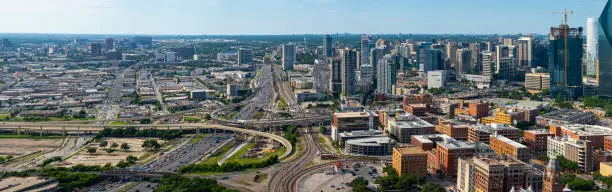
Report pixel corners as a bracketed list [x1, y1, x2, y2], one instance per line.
[536, 109, 597, 127]
[435, 121, 469, 140]
[331, 111, 378, 141]
[468, 123, 522, 144]
[524, 72, 550, 93]
[402, 94, 433, 105]
[550, 123, 612, 148]
[344, 137, 395, 156]
[481, 108, 524, 126]
[489, 135, 530, 162]
[392, 146, 428, 177]
[403, 103, 436, 117]
[427, 70, 447, 89]
[453, 100, 489, 119]
[190, 89, 215, 101]
[386, 114, 434, 143]
[547, 137, 594, 173]
[410, 134, 453, 151]
[457, 156, 543, 192]
[431, 138, 476, 177]
[523, 129, 554, 155]
[337, 129, 384, 147]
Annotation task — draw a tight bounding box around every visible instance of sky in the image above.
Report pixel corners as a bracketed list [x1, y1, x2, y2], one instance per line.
[0, 0, 608, 35]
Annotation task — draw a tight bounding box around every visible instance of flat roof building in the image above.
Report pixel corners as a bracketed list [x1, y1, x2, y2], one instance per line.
[435, 121, 469, 140]
[457, 156, 543, 192]
[432, 138, 477, 177]
[536, 109, 597, 127]
[410, 134, 453, 151]
[550, 123, 612, 148]
[344, 137, 395, 156]
[468, 123, 522, 144]
[392, 146, 428, 177]
[547, 137, 594, 173]
[331, 111, 378, 141]
[524, 129, 554, 155]
[387, 114, 434, 143]
[489, 135, 530, 162]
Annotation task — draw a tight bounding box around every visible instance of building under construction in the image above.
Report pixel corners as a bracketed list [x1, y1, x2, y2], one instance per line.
[549, 14, 584, 100]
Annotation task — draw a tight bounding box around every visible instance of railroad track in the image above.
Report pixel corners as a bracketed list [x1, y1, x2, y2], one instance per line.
[268, 129, 318, 192]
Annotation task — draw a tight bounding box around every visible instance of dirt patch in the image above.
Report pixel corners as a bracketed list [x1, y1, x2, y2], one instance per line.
[0, 139, 63, 156]
[66, 138, 166, 166]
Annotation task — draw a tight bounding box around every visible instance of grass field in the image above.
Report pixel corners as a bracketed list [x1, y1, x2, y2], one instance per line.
[108, 121, 128, 125]
[200, 140, 237, 165]
[225, 142, 285, 165]
[189, 134, 208, 145]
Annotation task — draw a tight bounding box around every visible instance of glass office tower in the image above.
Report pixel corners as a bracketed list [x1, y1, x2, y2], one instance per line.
[599, 0, 612, 98]
[549, 24, 584, 100]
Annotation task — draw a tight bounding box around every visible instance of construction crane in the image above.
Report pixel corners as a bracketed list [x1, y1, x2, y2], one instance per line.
[553, 8, 574, 25]
[553, 8, 575, 89]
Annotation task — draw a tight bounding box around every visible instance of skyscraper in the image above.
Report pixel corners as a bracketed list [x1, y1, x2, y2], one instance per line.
[360, 35, 375, 70]
[282, 44, 296, 70]
[376, 55, 396, 95]
[105, 38, 114, 51]
[237, 48, 253, 66]
[549, 21, 584, 100]
[482, 52, 493, 77]
[496, 45, 517, 79]
[599, 0, 612, 97]
[341, 48, 357, 96]
[469, 43, 481, 74]
[329, 57, 342, 95]
[314, 59, 330, 94]
[90, 42, 102, 56]
[518, 36, 535, 67]
[422, 49, 443, 73]
[358, 64, 374, 94]
[456, 48, 472, 76]
[446, 42, 458, 63]
[323, 35, 333, 58]
[587, 17, 599, 76]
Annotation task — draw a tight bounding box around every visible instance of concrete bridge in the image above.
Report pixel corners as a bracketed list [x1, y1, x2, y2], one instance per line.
[0, 123, 292, 160]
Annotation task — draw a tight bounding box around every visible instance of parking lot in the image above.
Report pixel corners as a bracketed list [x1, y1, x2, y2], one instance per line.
[300, 162, 385, 192]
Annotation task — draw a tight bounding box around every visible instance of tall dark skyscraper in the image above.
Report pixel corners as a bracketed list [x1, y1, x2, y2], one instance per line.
[323, 35, 333, 58]
[599, 0, 612, 97]
[423, 49, 443, 73]
[549, 18, 584, 100]
[105, 38, 114, 51]
[341, 48, 357, 96]
[90, 42, 102, 56]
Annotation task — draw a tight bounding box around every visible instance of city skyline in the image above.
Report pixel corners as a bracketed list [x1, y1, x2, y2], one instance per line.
[0, 0, 607, 35]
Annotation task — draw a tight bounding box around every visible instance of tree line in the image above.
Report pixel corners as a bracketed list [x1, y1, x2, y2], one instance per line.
[95, 127, 182, 140]
[179, 155, 278, 173]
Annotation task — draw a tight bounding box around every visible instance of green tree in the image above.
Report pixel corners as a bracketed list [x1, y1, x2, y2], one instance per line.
[319, 126, 326, 134]
[126, 155, 137, 164]
[110, 142, 118, 148]
[120, 143, 130, 151]
[99, 141, 108, 147]
[421, 183, 446, 192]
[87, 147, 97, 154]
[142, 139, 161, 151]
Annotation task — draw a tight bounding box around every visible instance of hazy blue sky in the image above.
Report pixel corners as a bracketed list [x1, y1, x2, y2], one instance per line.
[0, 0, 607, 35]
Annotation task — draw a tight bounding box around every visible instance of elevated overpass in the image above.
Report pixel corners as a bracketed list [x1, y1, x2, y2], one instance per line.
[0, 123, 292, 160]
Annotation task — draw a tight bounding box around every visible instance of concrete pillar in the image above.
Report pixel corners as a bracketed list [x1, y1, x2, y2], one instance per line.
[39, 126, 43, 137]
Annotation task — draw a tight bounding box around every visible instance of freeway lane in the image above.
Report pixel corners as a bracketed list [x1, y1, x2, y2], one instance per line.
[0, 123, 292, 160]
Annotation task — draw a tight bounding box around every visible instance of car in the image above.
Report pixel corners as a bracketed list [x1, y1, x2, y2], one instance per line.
[330, 185, 335, 188]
